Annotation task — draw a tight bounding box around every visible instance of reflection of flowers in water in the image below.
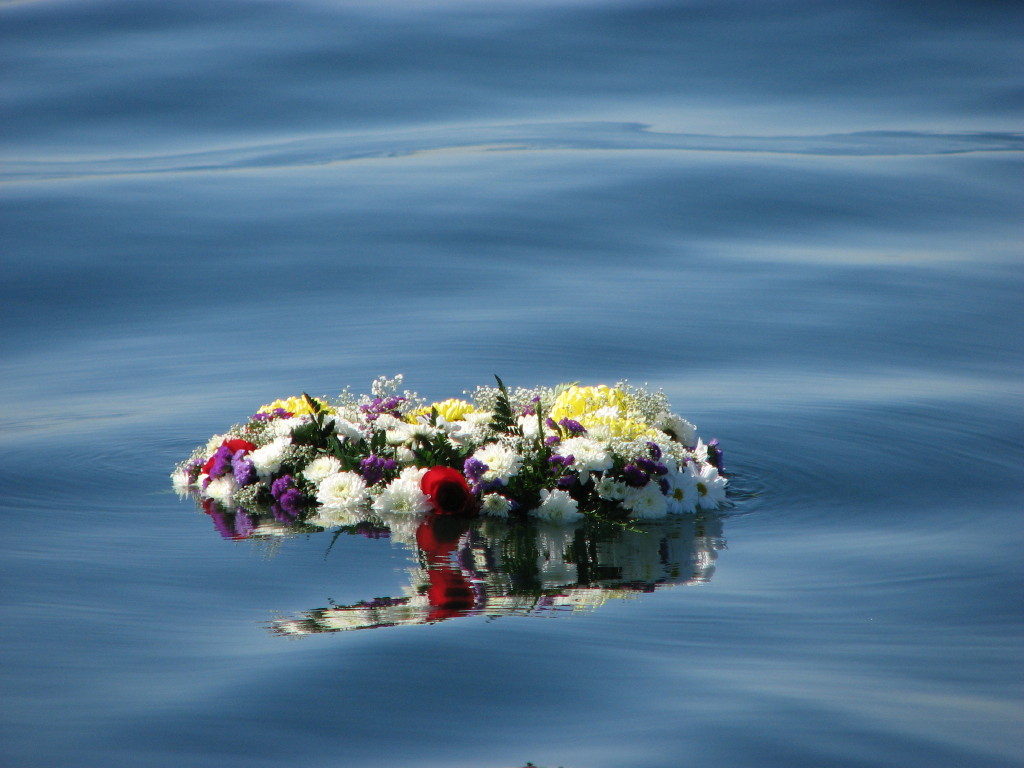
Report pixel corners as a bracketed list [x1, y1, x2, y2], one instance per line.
[270, 513, 726, 636]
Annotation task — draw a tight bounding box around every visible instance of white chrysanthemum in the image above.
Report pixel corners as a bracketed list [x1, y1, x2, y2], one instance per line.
[395, 447, 417, 466]
[398, 466, 427, 484]
[302, 455, 343, 484]
[529, 489, 582, 524]
[517, 414, 553, 439]
[622, 481, 669, 519]
[203, 433, 227, 456]
[472, 442, 523, 484]
[171, 470, 193, 496]
[407, 422, 440, 442]
[249, 437, 291, 477]
[271, 416, 310, 439]
[384, 424, 412, 445]
[204, 475, 238, 504]
[331, 417, 364, 442]
[557, 436, 613, 483]
[663, 468, 698, 514]
[316, 471, 368, 513]
[372, 475, 431, 516]
[591, 405, 622, 419]
[688, 461, 728, 509]
[449, 411, 494, 446]
[481, 493, 512, 518]
[594, 475, 627, 501]
[656, 413, 698, 447]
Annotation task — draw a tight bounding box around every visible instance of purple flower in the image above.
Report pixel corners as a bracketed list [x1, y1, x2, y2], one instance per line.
[233, 456, 257, 486]
[276, 488, 305, 516]
[476, 479, 505, 495]
[253, 407, 292, 421]
[622, 463, 649, 487]
[634, 457, 669, 476]
[359, 454, 397, 485]
[545, 417, 559, 431]
[360, 396, 406, 421]
[521, 395, 541, 417]
[548, 454, 574, 468]
[556, 475, 577, 489]
[271, 474, 295, 499]
[544, 435, 561, 447]
[207, 444, 234, 479]
[707, 439, 724, 472]
[645, 441, 662, 460]
[463, 458, 488, 482]
[558, 418, 587, 436]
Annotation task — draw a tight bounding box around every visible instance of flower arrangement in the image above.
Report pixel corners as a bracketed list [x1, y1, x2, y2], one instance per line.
[172, 375, 728, 528]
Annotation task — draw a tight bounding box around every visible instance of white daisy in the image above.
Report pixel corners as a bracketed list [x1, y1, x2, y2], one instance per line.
[663, 467, 698, 514]
[689, 438, 709, 464]
[656, 413, 698, 447]
[687, 461, 728, 509]
[529, 489, 582, 524]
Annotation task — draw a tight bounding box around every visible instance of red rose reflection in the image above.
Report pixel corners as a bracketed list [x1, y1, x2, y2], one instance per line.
[420, 466, 476, 516]
[416, 517, 477, 619]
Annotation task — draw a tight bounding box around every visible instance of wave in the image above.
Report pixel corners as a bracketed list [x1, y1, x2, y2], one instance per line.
[4, 122, 1022, 183]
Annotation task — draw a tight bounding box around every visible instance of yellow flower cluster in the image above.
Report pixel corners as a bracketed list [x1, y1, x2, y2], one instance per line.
[550, 385, 660, 440]
[578, 414, 661, 441]
[257, 395, 336, 417]
[549, 384, 631, 422]
[407, 398, 477, 423]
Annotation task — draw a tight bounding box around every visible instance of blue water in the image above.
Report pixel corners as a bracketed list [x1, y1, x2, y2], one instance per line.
[2, 1, 1022, 766]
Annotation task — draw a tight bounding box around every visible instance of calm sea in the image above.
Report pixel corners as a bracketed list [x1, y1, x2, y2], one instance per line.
[1, 1, 1022, 766]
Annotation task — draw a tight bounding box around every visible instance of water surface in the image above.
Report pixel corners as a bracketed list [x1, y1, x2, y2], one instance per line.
[1, 1, 1022, 766]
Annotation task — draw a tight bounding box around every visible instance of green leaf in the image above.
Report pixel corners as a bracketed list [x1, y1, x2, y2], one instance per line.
[489, 374, 520, 435]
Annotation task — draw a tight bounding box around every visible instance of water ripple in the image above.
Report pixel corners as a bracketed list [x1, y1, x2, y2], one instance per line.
[4, 123, 1022, 183]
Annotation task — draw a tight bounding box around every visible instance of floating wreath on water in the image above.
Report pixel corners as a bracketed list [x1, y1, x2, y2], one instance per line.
[172, 375, 728, 529]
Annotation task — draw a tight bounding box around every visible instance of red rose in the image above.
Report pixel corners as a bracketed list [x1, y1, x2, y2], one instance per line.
[223, 438, 256, 453]
[420, 466, 476, 516]
[201, 438, 258, 474]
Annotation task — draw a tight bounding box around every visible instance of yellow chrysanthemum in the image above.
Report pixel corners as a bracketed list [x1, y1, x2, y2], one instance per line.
[257, 395, 336, 417]
[549, 384, 631, 422]
[578, 414, 661, 441]
[407, 398, 476, 423]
